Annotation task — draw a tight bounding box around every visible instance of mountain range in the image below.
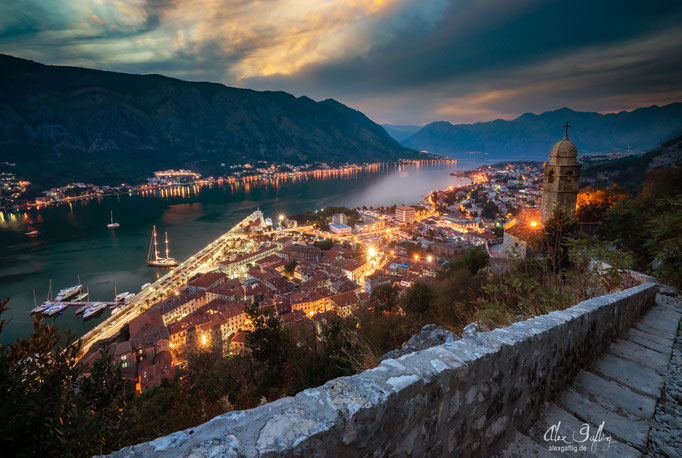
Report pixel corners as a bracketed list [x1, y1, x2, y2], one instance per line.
[401, 104, 682, 159]
[0, 54, 424, 187]
[381, 124, 422, 143]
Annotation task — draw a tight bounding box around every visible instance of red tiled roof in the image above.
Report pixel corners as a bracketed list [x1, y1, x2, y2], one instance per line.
[188, 272, 226, 288]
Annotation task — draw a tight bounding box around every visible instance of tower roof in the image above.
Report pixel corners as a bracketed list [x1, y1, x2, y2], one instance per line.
[549, 137, 578, 159]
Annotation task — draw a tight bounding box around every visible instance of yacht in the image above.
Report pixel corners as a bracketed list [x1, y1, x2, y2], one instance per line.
[45, 302, 67, 317]
[83, 303, 107, 319]
[26, 230, 39, 236]
[107, 211, 120, 229]
[146, 226, 179, 267]
[54, 284, 82, 302]
[72, 290, 89, 302]
[31, 281, 53, 314]
[114, 291, 130, 302]
[75, 303, 91, 315]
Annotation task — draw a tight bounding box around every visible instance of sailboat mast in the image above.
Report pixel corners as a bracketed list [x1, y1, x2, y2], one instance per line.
[165, 232, 170, 259]
[110, 211, 113, 224]
[153, 225, 160, 261]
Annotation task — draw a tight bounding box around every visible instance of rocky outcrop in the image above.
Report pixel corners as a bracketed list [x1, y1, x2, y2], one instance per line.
[381, 324, 457, 360]
[109, 282, 659, 457]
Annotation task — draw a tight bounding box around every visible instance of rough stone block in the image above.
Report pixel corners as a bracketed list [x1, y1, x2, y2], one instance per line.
[574, 370, 656, 419]
[559, 389, 650, 451]
[591, 353, 663, 398]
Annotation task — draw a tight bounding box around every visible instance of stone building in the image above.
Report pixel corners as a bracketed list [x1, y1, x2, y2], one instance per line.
[540, 124, 581, 223]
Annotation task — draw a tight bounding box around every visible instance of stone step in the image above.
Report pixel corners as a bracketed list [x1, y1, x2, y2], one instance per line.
[645, 308, 682, 324]
[607, 338, 669, 374]
[633, 322, 676, 341]
[526, 403, 640, 458]
[624, 332, 672, 358]
[495, 431, 552, 457]
[591, 353, 664, 398]
[559, 389, 650, 451]
[574, 370, 656, 419]
[627, 327, 674, 348]
[640, 310, 680, 335]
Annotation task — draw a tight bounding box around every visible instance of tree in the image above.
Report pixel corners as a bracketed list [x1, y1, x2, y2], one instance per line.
[543, 206, 574, 275]
[401, 283, 434, 314]
[575, 185, 629, 223]
[370, 283, 400, 314]
[283, 259, 297, 277]
[481, 201, 499, 219]
[644, 196, 682, 287]
[462, 245, 489, 275]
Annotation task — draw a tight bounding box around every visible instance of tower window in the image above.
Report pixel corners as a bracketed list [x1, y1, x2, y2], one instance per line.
[547, 170, 555, 183]
[566, 170, 573, 183]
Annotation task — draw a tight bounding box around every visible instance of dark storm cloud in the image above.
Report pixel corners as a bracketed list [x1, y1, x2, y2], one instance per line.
[1, 0, 680, 123]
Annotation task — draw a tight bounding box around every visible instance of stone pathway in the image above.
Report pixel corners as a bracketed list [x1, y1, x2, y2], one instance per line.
[498, 291, 682, 457]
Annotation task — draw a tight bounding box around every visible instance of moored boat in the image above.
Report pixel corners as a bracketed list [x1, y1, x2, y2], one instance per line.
[83, 302, 107, 319]
[72, 291, 89, 302]
[75, 303, 90, 315]
[31, 301, 52, 314]
[55, 284, 82, 302]
[45, 302, 67, 316]
[107, 210, 120, 229]
[114, 291, 130, 302]
[146, 226, 179, 267]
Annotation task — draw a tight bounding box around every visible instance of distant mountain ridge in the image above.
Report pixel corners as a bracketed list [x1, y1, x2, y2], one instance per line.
[0, 54, 425, 187]
[404, 104, 682, 158]
[381, 124, 422, 143]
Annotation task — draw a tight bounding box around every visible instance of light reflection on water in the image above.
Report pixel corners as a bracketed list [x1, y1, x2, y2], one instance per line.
[0, 159, 491, 343]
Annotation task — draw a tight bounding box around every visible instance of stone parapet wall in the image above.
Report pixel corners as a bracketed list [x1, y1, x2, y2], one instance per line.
[111, 282, 659, 457]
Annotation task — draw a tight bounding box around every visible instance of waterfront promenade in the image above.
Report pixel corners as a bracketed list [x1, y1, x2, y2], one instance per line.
[76, 211, 307, 359]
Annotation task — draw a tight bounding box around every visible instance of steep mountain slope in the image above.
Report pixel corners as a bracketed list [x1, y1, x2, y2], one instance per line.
[0, 54, 424, 186]
[404, 105, 682, 158]
[581, 134, 682, 192]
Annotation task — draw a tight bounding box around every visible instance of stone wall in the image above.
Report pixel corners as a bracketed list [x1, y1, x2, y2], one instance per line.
[111, 282, 659, 458]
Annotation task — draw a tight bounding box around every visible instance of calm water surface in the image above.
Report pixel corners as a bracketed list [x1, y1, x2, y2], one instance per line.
[0, 159, 491, 343]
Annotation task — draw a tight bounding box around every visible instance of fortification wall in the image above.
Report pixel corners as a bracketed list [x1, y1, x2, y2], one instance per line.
[111, 282, 658, 457]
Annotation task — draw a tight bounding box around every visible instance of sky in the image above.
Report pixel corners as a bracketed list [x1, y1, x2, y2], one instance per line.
[1, 0, 681, 125]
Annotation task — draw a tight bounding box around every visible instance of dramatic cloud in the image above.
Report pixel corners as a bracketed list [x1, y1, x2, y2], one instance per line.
[1, 0, 681, 124]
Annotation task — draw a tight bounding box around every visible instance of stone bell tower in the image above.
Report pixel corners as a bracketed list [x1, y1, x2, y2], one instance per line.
[540, 122, 581, 223]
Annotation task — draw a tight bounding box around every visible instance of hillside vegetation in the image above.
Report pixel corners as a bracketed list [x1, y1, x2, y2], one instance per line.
[0, 55, 424, 187]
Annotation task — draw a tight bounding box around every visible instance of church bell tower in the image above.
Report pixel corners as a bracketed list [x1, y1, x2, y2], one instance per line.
[540, 122, 581, 223]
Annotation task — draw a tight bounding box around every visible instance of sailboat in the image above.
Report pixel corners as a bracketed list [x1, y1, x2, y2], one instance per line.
[146, 225, 179, 267]
[31, 281, 53, 314]
[107, 211, 120, 229]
